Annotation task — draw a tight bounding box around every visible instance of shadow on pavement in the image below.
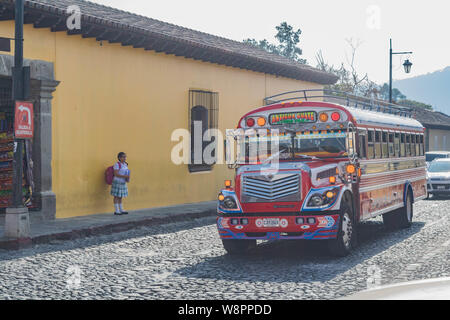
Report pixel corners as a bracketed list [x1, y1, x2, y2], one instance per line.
[0, 216, 217, 261]
[174, 219, 425, 284]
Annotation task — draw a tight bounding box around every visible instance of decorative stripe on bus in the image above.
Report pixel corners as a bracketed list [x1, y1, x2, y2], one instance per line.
[360, 166, 426, 179]
[359, 176, 425, 193]
[360, 174, 426, 188]
[360, 159, 426, 175]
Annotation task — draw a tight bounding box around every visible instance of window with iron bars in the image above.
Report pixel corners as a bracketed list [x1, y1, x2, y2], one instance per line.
[0, 78, 13, 110]
[188, 90, 219, 173]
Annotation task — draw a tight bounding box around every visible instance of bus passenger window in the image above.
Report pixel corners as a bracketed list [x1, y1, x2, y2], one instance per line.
[394, 133, 400, 157]
[375, 131, 382, 159]
[411, 135, 416, 156]
[389, 133, 395, 157]
[406, 134, 411, 156]
[368, 130, 375, 159]
[415, 134, 420, 156]
[400, 133, 406, 157]
[420, 135, 424, 155]
[358, 132, 367, 159]
[382, 132, 388, 158]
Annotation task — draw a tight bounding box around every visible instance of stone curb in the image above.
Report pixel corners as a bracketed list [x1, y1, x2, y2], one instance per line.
[0, 209, 216, 251]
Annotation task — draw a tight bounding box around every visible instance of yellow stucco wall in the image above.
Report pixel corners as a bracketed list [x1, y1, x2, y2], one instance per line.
[0, 21, 323, 218]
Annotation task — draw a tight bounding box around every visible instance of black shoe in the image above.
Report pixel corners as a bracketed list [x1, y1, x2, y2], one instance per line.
[114, 212, 122, 215]
[121, 211, 129, 215]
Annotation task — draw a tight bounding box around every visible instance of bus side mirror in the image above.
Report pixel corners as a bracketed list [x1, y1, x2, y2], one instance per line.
[225, 129, 239, 169]
[347, 123, 357, 163]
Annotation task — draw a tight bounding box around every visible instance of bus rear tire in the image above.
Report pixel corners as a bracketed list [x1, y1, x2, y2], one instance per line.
[222, 239, 256, 255]
[383, 190, 413, 229]
[327, 202, 356, 257]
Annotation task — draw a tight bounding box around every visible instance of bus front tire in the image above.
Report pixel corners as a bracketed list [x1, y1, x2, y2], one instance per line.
[327, 202, 356, 257]
[222, 239, 256, 255]
[383, 190, 413, 229]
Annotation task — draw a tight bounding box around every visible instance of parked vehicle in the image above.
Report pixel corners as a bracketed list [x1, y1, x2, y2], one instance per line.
[426, 151, 450, 168]
[427, 158, 450, 198]
[217, 90, 427, 257]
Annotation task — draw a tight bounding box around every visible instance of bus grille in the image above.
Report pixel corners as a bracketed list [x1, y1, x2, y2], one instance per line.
[241, 174, 300, 203]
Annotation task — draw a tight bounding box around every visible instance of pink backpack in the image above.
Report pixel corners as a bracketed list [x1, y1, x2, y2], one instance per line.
[105, 162, 121, 185]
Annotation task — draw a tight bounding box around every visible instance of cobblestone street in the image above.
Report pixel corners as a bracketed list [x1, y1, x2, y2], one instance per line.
[0, 198, 449, 300]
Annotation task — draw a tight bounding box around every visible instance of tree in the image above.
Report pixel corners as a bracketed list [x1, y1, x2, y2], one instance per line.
[378, 83, 406, 102]
[244, 22, 306, 64]
[316, 47, 434, 110]
[315, 39, 379, 97]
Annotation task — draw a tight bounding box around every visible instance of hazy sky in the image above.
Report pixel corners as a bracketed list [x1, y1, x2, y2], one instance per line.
[90, 0, 450, 84]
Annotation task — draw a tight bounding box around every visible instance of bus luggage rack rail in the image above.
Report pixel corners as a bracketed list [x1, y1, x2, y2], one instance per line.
[264, 89, 413, 118]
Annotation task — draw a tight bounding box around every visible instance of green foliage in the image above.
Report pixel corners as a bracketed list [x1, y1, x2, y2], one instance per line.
[243, 22, 306, 64]
[397, 99, 433, 110]
[379, 83, 406, 102]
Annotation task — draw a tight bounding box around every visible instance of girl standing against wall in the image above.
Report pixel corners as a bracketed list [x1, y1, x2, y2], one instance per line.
[111, 152, 130, 215]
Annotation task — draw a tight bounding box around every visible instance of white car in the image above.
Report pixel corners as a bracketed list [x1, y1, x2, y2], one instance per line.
[426, 151, 450, 168]
[427, 159, 450, 197]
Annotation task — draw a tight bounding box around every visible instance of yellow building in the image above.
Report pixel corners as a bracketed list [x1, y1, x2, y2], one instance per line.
[0, 0, 337, 219]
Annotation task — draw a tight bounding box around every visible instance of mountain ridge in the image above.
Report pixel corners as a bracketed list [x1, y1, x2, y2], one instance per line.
[393, 66, 450, 115]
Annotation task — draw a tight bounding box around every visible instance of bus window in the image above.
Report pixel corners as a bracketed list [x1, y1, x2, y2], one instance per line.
[415, 134, 420, 156]
[420, 135, 424, 156]
[375, 131, 382, 159]
[389, 133, 395, 157]
[400, 133, 406, 157]
[358, 131, 367, 159]
[411, 134, 416, 156]
[368, 130, 375, 159]
[394, 133, 400, 158]
[406, 134, 411, 156]
[382, 131, 389, 158]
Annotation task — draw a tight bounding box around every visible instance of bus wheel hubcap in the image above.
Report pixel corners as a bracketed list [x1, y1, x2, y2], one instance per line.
[342, 213, 352, 248]
[407, 195, 412, 222]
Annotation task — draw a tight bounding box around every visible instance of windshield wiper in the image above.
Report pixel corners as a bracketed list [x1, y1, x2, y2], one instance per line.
[262, 148, 288, 164]
[295, 154, 320, 160]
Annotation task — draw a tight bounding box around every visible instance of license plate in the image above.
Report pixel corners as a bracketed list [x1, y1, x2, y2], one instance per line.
[437, 186, 446, 190]
[263, 218, 280, 227]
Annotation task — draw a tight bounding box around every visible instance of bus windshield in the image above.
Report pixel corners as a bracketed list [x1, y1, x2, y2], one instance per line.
[239, 131, 348, 162]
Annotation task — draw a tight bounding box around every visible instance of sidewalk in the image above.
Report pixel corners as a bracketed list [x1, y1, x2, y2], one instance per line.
[0, 201, 217, 250]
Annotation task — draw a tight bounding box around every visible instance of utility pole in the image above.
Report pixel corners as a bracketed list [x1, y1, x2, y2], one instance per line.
[5, 0, 31, 241]
[12, 0, 25, 206]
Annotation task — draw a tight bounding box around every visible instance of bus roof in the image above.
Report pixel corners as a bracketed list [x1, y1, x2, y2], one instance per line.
[242, 101, 424, 132]
[257, 89, 425, 132]
[343, 105, 424, 131]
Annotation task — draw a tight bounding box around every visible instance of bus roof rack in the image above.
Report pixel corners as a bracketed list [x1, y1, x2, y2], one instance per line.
[264, 89, 413, 118]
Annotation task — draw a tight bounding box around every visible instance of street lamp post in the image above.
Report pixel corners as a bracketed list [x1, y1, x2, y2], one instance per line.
[389, 39, 413, 103]
[4, 0, 31, 241]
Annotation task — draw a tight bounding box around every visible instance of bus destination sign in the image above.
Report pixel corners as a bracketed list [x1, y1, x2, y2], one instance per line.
[270, 111, 317, 125]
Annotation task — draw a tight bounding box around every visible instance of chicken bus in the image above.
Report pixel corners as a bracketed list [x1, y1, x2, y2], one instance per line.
[217, 90, 427, 256]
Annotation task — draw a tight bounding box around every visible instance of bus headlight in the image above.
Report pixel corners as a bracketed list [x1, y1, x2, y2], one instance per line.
[306, 188, 340, 208]
[308, 194, 324, 207]
[223, 196, 238, 209]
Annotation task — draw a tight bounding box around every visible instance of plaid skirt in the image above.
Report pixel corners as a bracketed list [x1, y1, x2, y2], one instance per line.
[111, 180, 128, 198]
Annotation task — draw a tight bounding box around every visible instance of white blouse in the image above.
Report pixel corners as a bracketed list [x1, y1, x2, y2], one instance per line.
[113, 162, 129, 183]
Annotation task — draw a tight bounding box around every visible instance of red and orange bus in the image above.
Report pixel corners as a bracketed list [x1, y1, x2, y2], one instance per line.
[217, 90, 427, 256]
